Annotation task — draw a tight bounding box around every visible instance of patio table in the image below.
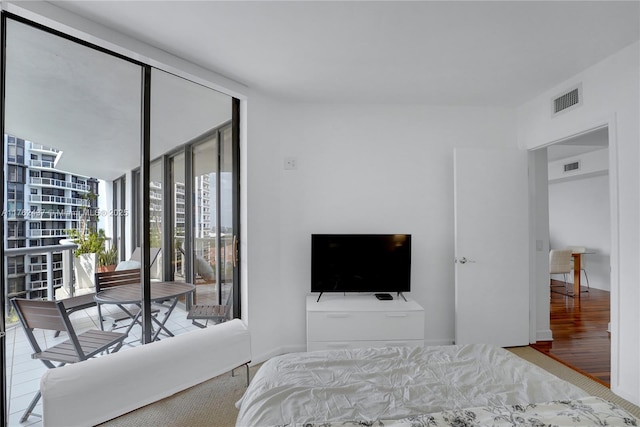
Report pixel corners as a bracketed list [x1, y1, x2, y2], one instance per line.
[94, 281, 195, 341]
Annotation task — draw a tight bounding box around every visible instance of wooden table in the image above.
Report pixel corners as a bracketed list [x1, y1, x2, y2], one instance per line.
[571, 251, 594, 305]
[95, 282, 195, 341]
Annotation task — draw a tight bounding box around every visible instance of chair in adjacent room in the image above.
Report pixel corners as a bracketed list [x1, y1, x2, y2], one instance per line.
[567, 246, 591, 292]
[549, 249, 573, 296]
[11, 297, 127, 422]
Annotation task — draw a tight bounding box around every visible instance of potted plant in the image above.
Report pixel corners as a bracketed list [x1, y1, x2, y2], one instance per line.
[98, 245, 119, 272]
[68, 228, 107, 257]
[67, 227, 107, 294]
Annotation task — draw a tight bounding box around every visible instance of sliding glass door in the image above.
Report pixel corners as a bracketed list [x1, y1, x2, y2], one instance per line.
[149, 67, 238, 314]
[191, 122, 237, 310]
[1, 12, 240, 426]
[1, 13, 145, 425]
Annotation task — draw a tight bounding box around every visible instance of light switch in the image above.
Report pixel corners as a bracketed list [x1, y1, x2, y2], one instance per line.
[284, 157, 297, 170]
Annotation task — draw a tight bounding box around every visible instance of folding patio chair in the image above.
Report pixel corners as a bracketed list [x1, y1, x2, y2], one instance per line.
[187, 288, 233, 328]
[95, 268, 160, 331]
[11, 298, 127, 422]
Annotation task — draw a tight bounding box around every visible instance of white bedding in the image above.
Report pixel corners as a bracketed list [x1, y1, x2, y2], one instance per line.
[279, 397, 638, 427]
[235, 344, 589, 427]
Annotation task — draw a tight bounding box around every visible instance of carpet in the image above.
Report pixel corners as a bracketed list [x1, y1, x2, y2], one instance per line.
[98, 365, 260, 427]
[506, 346, 640, 419]
[100, 346, 640, 426]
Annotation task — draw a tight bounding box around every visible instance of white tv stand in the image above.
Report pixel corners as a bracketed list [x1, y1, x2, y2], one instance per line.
[306, 294, 425, 352]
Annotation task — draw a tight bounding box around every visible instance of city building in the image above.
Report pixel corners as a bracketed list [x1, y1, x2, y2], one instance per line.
[4, 134, 98, 301]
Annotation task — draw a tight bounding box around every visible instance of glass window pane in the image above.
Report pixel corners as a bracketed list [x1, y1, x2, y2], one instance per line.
[150, 68, 234, 310]
[219, 125, 234, 310]
[149, 160, 163, 280]
[193, 137, 218, 304]
[172, 153, 186, 283]
[3, 17, 143, 422]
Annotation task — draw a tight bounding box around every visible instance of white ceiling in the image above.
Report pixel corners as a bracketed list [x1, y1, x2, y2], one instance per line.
[3, 1, 639, 180]
[50, 0, 640, 106]
[4, 13, 232, 181]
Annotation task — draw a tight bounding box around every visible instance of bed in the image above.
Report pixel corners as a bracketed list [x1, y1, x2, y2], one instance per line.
[235, 344, 638, 427]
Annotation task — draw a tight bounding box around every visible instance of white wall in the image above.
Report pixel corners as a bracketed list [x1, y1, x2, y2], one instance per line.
[244, 102, 518, 359]
[518, 41, 640, 404]
[548, 173, 610, 291]
[548, 148, 608, 183]
[548, 148, 610, 291]
[11, 0, 639, 407]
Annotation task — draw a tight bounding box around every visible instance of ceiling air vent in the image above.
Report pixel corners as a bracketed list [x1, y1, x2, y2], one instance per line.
[563, 161, 580, 173]
[552, 84, 582, 116]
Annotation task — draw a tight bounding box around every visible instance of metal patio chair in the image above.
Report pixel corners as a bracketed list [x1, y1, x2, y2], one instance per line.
[187, 288, 233, 328]
[11, 297, 127, 422]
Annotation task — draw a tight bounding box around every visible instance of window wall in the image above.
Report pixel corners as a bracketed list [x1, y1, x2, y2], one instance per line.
[147, 68, 236, 310]
[1, 14, 144, 425]
[1, 12, 240, 426]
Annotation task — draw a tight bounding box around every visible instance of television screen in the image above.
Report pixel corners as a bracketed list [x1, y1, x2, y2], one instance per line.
[311, 234, 411, 293]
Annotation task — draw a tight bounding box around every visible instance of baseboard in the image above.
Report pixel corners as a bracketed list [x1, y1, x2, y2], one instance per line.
[425, 338, 455, 346]
[536, 329, 553, 342]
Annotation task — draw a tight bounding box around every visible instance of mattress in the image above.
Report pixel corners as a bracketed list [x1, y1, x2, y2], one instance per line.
[235, 344, 591, 426]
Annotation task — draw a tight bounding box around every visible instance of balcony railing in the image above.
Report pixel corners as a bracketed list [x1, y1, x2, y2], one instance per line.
[29, 277, 64, 290]
[5, 242, 77, 300]
[30, 159, 56, 169]
[30, 177, 90, 192]
[29, 194, 90, 206]
[29, 260, 63, 272]
[29, 143, 60, 153]
[27, 210, 81, 220]
[28, 229, 69, 238]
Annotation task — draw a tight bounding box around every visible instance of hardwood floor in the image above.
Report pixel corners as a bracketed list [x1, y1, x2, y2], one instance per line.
[531, 281, 611, 386]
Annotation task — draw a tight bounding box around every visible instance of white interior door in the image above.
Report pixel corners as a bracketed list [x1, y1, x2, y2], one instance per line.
[454, 147, 529, 347]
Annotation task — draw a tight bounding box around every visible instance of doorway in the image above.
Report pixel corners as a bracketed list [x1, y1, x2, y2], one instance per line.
[534, 125, 611, 384]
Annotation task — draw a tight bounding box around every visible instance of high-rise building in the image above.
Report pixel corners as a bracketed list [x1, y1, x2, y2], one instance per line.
[4, 134, 99, 300]
[194, 175, 211, 239]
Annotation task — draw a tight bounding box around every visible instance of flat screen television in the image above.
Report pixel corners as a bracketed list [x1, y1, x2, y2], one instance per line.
[311, 234, 411, 297]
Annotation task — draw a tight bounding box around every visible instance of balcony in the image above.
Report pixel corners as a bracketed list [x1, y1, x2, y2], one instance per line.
[29, 195, 89, 207]
[23, 211, 80, 221]
[4, 241, 227, 426]
[28, 143, 60, 154]
[26, 229, 68, 238]
[4, 303, 201, 427]
[26, 279, 64, 292]
[29, 261, 63, 273]
[29, 177, 90, 192]
[28, 160, 56, 170]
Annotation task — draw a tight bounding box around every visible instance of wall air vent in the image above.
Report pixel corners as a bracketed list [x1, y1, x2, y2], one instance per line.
[552, 84, 582, 116]
[563, 161, 580, 173]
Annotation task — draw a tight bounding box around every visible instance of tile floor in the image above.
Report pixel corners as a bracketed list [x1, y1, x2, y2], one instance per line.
[4, 303, 201, 427]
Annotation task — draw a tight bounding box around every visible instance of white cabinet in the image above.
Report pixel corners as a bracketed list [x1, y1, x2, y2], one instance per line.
[306, 295, 425, 351]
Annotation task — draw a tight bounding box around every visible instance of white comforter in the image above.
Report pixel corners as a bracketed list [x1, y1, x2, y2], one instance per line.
[235, 344, 588, 427]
